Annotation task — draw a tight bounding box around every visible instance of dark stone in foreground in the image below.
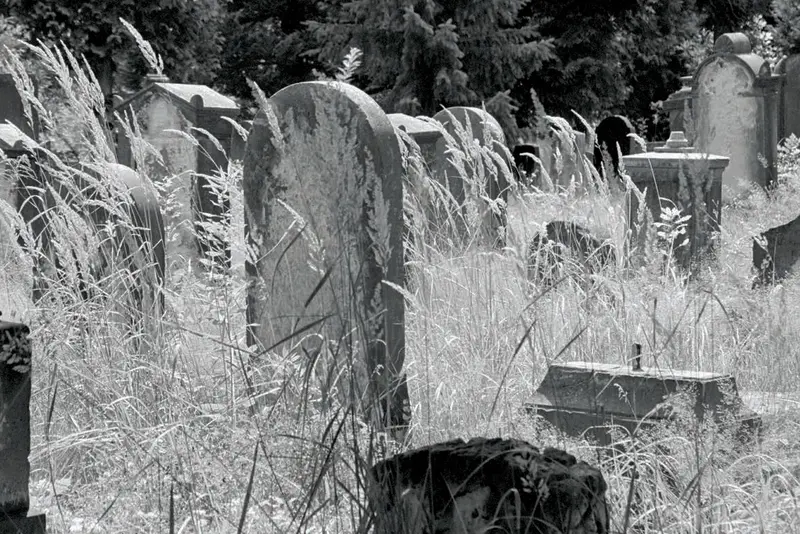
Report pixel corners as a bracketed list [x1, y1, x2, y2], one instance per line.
[753, 214, 800, 286]
[370, 437, 609, 534]
[0, 512, 46, 534]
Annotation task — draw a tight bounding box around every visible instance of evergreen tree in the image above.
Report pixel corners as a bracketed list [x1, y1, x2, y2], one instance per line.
[216, 0, 326, 104]
[6, 0, 225, 112]
[308, 0, 554, 141]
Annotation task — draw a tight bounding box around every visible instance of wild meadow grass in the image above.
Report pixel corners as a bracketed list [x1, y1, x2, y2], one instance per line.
[3, 36, 800, 533]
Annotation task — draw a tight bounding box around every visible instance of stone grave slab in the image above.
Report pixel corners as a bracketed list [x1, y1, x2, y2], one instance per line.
[0, 73, 37, 140]
[777, 54, 800, 141]
[242, 81, 407, 434]
[594, 115, 635, 179]
[528, 361, 760, 446]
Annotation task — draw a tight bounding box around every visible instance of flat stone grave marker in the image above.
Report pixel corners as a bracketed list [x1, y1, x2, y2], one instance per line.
[527, 361, 761, 446]
[242, 80, 407, 434]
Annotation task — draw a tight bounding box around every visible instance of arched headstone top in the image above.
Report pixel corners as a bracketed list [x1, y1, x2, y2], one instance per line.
[432, 107, 507, 147]
[692, 54, 769, 88]
[714, 33, 752, 55]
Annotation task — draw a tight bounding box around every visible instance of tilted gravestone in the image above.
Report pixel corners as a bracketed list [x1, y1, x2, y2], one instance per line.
[431, 107, 513, 247]
[527, 220, 616, 289]
[776, 54, 800, 142]
[692, 32, 782, 202]
[114, 74, 240, 271]
[242, 81, 408, 435]
[753, 215, 800, 286]
[594, 115, 636, 179]
[0, 320, 47, 533]
[370, 437, 609, 534]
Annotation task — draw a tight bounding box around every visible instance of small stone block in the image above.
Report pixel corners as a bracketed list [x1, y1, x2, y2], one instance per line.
[0, 511, 47, 534]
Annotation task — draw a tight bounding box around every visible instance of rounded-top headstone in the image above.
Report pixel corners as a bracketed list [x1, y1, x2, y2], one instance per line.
[430, 106, 512, 245]
[594, 115, 635, 177]
[242, 81, 405, 427]
[714, 33, 752, 55]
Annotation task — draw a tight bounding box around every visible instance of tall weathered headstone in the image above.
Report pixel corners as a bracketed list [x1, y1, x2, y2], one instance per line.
[776, 54, 800, 142]
[242, 81, 408, 436]
[0, 320, 47, 533]
[692, 33, 782, 201]
[431, 107, 513, 247]
[594, 115, 636, 178]
[114, 74, 240, 270]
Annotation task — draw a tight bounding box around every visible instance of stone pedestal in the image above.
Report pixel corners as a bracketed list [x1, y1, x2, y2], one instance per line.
[370, 437, 609, 534]
[662, 75, 694, 142]
[622, 131, 729, 269]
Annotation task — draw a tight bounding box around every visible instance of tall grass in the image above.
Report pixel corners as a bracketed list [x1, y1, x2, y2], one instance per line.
[2, 32, 800, 533]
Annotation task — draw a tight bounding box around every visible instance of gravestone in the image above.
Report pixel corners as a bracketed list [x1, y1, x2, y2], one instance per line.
[242, 81, 408, 435]
[528, 360, 761, 447]
[776, 54, 800, 142]
[370, 437, 609, 534]
[692, 32, 782, 201]
[527, 220, 616, 288]
[0, 320, 47, 533]
[529, 123, 591, 189]
[512, 143, 539, 181]
[662, 76, 694, 142]
[114, 74, 240, 270]
[594, 115, 635, 179]
[431, 107, 513, 247]
[752, 215, 800, 286]
[622, 131, 729, 269]
[75, 163, 166, 312]
[0, 73, 38, 140]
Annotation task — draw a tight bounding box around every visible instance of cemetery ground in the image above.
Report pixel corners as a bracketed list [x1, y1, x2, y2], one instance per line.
[5, 146, 800, 532]
[6, 43, 800, 534]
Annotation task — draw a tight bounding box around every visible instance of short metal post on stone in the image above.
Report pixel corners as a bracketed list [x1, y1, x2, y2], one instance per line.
[0, 319, 46, 533]
[631, 343, 642, 372]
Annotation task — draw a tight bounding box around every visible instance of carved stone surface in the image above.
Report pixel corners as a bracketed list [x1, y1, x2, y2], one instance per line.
[370, 437, 609, 534]
[242, 81, 408, 434]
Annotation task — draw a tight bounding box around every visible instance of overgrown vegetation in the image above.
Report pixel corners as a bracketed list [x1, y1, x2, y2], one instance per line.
[3, 22, 800, 534]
